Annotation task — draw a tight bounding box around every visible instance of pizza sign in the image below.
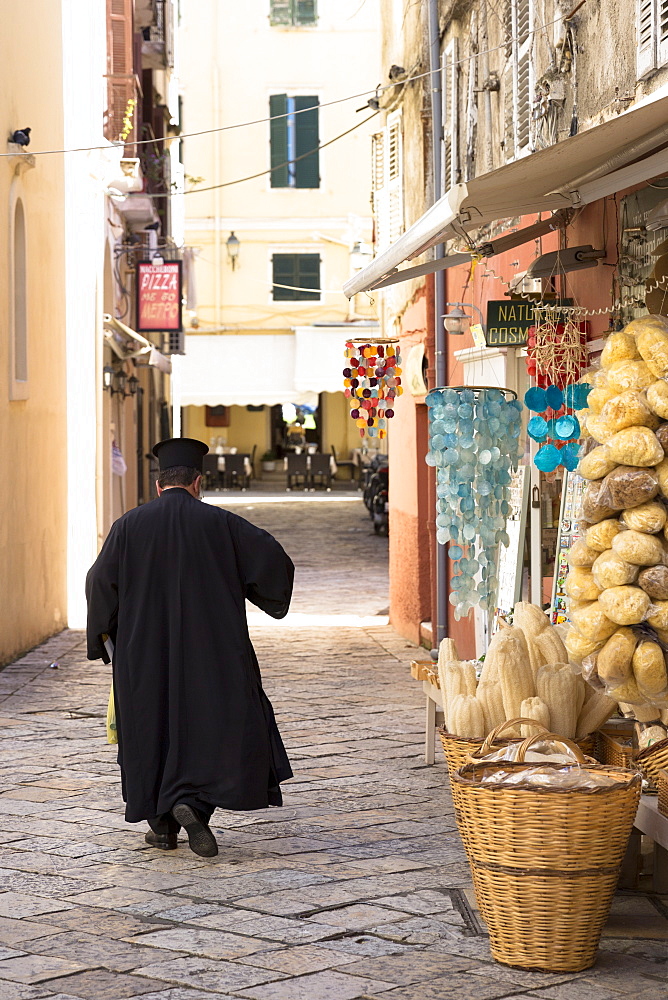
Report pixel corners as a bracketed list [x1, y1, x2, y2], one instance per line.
[137, 260, 182, 333]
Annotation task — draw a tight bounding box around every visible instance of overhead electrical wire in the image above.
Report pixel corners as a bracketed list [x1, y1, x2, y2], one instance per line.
[140, 112, 380, 197]
[0, 12, 569, 160]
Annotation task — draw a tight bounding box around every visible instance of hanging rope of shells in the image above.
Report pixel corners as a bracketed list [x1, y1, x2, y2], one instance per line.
[426, 386, 523, 621]
[343, 338, 403, 438]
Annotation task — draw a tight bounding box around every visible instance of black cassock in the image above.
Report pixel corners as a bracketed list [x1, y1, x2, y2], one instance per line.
[86, 487, 294, 823]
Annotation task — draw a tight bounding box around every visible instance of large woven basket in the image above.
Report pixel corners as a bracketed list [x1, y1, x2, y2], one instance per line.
[658, 769, 668, 818]
[637, 736, 668, 787]
[439, 718, 541, 778]
[451, 732, 642, 972]
[440, 719, 598, 778]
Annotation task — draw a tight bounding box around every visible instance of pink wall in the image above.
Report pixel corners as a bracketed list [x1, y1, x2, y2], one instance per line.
[389, 287, 433, 645]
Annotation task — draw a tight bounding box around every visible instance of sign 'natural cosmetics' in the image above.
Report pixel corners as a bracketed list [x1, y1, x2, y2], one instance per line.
[485, 299, 534, 347]
[137, 260, 183, 333]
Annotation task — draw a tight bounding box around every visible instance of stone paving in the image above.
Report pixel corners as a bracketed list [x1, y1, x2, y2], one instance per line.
[0, 495, 666, 999]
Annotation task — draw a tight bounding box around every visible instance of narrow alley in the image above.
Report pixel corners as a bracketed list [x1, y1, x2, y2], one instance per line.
[0, 497, 666, 1000]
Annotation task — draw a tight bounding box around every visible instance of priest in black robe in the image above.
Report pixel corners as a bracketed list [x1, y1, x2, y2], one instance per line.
[86, 437, 294, 857]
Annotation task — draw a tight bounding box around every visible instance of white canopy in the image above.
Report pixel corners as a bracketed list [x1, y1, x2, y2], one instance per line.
[176, 326, 377, 408]
[344, 90, 668, 296]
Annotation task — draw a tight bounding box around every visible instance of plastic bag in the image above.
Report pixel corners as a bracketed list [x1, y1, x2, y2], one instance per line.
[480, 737, 589, 764]
[605, 359, 655, 393]
[596, 390, 659, 435]
[564, 567, 603, 601]
[638, 564, 668, 599]
[570, 601, 618, 641]
[646, 379, 668, 420]
[598, 585, 652, 625]
[578, 444, 617, 481]
[592, 549, 639, 589]
[600, 330, 640, 368]
[568, 537, 599, 568]
[586, 518, 623, 552]
[581, 481, 618, 523]
[636, 327, 668, 379]
[606, 426, 664, 467]
[621, 501, 666, 534]
[579, 621, 668, 707]
[587, 370, 618, 414]
[598, 465, 660, 510]
[611, 529, 665, 566]
[477, 764, 628, 789]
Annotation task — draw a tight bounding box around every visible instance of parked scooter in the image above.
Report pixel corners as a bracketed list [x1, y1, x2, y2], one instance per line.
[363, 454, 389, 535]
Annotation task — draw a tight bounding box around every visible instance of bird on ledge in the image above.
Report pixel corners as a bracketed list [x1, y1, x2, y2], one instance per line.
[11, 128, 31, 146]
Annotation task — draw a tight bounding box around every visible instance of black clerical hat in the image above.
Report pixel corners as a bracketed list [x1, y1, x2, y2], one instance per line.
[152, 437, 208, 471]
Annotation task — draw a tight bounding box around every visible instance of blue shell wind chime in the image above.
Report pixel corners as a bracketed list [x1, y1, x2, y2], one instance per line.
[525, 383, 591, 472]
[426, 386, 524, 620]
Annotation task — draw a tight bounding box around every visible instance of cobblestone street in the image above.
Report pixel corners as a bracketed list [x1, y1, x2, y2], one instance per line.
[0, 495, 666, 999]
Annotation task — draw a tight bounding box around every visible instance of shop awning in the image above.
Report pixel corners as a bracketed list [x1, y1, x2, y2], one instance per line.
[344, 93, 668, 297]
[176, 326, 378, 408]
[103, 315, 172, 373]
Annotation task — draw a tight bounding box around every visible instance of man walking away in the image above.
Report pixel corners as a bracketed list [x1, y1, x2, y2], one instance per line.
[86, 437, 294, 857]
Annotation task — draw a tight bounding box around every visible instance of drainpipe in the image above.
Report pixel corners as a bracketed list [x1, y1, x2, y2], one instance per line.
[427, 0, 449, 647]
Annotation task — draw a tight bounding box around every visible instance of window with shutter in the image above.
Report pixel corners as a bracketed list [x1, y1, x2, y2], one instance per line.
[370, 114, 403, 252]
[442, 38, 459, 192]
[270, 95, 320, 188]
[105, 0, 136, 143]
[270, 0, 317, 25]
[272, 254, 321, 300]
[659, 0, 668, 63]
[503, 0, 533, 160]
[638, 0, 657, 77]
[386, 114, 403, 244]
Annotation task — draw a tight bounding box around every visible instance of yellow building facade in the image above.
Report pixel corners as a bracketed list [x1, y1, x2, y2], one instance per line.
[178, 0, 381, 466]
[0, 1, 68, 663]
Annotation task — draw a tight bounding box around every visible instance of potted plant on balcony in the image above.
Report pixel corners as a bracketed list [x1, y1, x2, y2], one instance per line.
[261, 450, 277, 473]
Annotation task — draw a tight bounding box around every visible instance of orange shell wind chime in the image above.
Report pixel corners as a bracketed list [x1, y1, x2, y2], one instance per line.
[343, 339, 403, 438]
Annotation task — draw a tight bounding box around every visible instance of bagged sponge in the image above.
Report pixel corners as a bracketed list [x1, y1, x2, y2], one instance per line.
[606, 426, 664, 467]
[611, 528, 665, 566]
[600, 330, 640, 368]
[592, 549, 639, 589]
[605, 359, 654, 393]
[597, 585, 651, 625]
[621, 501, 667, 534]
[564, 567, 603, 602]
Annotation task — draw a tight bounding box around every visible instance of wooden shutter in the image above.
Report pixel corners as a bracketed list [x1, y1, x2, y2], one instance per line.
[296, 254, 320, 299]
[658, 0, 668, 66]
[442, 38, 459, 192]
[386, 113, 403, 243]
[296, 0, 317, 24]
[371, 116, 403, 251]
[270, 94, 289, 187]
[504, 0, 533, 159]
[516, 0, 532, 152]
[105, 0, 135, 143]
[294, 96, 319, 188]
[273, 254, 296, 300]
[638, 0, 658, 78]
[270, 0, 292, 25]
[371, 130, 387, 251]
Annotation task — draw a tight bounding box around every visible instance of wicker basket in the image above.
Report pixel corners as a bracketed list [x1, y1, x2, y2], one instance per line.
[451, 732, 642, 972]
[596, 727, 639, 770]
[637, 736, 668, 787]
[658, 769, 668, 818]
[439, 718, 542, 778]
[440, 718, 598, 777]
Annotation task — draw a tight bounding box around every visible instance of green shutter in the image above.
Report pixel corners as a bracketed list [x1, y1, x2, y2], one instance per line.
[272, 254, 297, 300]
[269, 94, 289, 187]
[296, 0, 317, 24]
[296, 254, 320, 299]
[294, 96, 319, 188]
[269, 0, 292, 24]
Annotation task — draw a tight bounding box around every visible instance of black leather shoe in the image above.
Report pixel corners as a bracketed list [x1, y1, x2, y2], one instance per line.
[145, 830, 178, 850]
[171, 803, 218, 857]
